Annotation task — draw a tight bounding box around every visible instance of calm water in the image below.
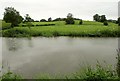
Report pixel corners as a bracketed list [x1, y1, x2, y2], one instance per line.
[1, 37, 118, 78]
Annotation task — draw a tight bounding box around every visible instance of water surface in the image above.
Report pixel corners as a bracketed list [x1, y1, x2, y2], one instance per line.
[2, 37, 118, 78]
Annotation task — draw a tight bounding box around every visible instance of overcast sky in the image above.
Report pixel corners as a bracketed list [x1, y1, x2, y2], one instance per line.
[0, 0, 119, 20]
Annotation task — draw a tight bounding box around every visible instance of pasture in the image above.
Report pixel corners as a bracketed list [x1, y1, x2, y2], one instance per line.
[1, 20, 119, 37]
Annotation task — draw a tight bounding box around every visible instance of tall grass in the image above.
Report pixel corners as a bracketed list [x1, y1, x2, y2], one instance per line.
[1, 71, 22, 81]
[70, 62, 118, 80]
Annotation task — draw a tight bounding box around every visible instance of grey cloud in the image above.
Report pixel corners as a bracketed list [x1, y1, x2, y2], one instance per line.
[0, 0, 118, 20]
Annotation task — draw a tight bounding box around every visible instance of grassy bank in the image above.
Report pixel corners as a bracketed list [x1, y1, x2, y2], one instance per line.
[1, 21, 119, 37]
[0, 20, 11, 30]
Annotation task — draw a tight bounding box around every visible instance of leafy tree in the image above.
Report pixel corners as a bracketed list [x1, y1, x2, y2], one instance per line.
[40, 19, 47, 22]
[118, 17, 120, 26]
[93, 14, 107, 22]
[93, 14, 100, 21]
[100, 15, 107, 22]
[3, 7, 23, 27]
[48, 17, 52, 22]
[24, 14, 33, 29]
[79, 19, 83, 25]
[65, 13, 75, 24]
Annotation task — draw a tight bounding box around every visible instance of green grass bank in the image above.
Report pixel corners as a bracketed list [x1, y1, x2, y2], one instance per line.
[1, 21, 119, 37]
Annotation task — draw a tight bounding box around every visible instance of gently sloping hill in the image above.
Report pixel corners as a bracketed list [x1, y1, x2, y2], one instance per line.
[2, 22, 118, 37]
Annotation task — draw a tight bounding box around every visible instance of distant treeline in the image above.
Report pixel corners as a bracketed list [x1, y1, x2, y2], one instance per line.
[22, 18, 81, 22]
[2, 7, 120, 29]
[21, 24, 55, 27]
[93, 14, 118, 24]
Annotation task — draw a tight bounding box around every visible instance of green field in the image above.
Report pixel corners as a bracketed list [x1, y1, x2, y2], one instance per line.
[0, 20, 11, 30]
[1, 20, 119, 37]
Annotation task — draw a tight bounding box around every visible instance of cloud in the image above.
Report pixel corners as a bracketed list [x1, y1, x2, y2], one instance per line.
[0, 0, 118, 20]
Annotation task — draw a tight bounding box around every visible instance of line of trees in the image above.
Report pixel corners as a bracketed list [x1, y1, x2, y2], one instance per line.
[3, 7, 120, 28]
[93, 14, 120, 26]
[93, 14, 107, 22]
[93, 14, 108, 26]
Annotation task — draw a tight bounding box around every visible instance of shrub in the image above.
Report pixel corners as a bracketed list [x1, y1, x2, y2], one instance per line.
[22, 25, 26, 27]
[36, 24, 39, 26]
[118, 17, 120, 26]
[2, 28, 31, 37]
[48, 17, 52, 22]
[103, 21, 108, 26]
[32, 25, 34, 27]
[79, 19, 83, 25]
[72, 62, 118, 80]
[2, 71, 22, 80]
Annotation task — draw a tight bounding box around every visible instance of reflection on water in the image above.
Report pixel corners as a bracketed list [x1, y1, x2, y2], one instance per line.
[2, 37, 118, 78]
[4, 38, 33, 51]
[6, 38, 22, 51]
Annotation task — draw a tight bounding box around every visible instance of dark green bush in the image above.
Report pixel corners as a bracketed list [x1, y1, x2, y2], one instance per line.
[66, 19, 75, 24]
[31, 25, 34, 27]
[103, 21, 108, 26]
[22, 25, 26, 27]
[79, 19, 83, 25]
[66, 13, 75, 24]
[2, 28, 31, 37]
[36, 25, 39, 26]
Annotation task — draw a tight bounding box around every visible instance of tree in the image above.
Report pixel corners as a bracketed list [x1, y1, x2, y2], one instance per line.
[79, 19, 83, 25]
[65, 13, 75, 24]
[40, 19, 47, 22]
[93, 14, 107, 22]
[93, 14, 100, 21]
[100, 15, 107, 22]
[3, 7, 23, 27]
[118, 17, 120, 26]
[48, 17, 52, 22]
[24, 14, 33, 29]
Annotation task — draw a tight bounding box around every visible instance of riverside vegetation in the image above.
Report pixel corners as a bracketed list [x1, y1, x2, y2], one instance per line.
[1, 20, 119, 37]
[1, 7, 119, 37]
